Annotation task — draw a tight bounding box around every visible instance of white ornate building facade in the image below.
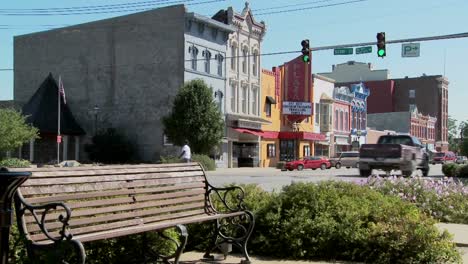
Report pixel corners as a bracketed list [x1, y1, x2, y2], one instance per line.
[213, 2, 267, 167]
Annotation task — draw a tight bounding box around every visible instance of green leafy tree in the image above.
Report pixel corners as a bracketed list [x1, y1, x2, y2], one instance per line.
[163, 79, 224, 154]
[460, 121, 468, 156]
[0, 108, 38, 154]
[448, 116, 458, 152]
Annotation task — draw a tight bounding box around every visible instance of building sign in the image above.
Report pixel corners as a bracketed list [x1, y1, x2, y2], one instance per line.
[237, 120, 262, 130]
[283, 55, 312, 122]
[282, 101, 312, 115]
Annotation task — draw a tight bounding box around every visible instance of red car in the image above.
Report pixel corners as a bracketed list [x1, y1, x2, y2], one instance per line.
[432, 151, 456, 164]
[284, 156, 331, 171]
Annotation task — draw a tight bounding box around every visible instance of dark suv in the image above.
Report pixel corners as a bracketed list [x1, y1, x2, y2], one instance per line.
[330, 151, 359, 169]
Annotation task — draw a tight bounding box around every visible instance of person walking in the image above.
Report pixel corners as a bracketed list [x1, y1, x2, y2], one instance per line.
[179, 140, 191, 163]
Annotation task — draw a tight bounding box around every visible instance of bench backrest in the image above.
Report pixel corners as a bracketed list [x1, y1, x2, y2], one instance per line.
[14, 163, 209, 243]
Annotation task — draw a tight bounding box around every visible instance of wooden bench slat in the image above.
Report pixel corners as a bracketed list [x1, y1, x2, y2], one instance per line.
[22, 171, 205, 186]
[28, 167, 203, 178]
[30, 211, 244, 243]
[21, 176, 206, 195]
[27, 208, 207, 233]
[12, 163, 201, 172]
[25, 195, 206, 223]
[25, 182, 206, 204]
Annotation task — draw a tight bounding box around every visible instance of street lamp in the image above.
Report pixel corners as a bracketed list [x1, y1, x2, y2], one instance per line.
[93, 105, 100, 136]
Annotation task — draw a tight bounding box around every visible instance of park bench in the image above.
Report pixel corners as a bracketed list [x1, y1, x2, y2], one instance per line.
[12, 163, 254, 264]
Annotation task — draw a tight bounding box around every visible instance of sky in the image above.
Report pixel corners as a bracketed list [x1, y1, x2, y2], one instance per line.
[1, 0, 468, 124]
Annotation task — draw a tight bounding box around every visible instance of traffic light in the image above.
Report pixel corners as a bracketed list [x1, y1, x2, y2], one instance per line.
[301, 39, 310, 63]
[376, 32, 386, 58]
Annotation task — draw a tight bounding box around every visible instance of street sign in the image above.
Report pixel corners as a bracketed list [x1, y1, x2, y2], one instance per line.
[402, 43, 420, 57]
[334, 48, 353, 55]
[356, 46, 372, 54]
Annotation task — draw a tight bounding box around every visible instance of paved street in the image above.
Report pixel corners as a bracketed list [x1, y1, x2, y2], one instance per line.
[206, 164, 447, 192]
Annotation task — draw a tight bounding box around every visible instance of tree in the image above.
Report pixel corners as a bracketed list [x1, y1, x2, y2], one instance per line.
[163, 79, 224, 155]
[460, 121, 468, 156]
[0, 108, 39, 154]
[448, 116, 458, 152]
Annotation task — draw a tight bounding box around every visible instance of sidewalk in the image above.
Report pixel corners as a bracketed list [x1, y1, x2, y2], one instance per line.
[437, 223, 468, 246]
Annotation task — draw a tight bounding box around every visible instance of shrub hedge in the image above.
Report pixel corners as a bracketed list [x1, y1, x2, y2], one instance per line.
[0, 158, 31, 168]
[442, 163, 468, 178]
[187, 182, 461, 263]
[160, 154, 216, 171]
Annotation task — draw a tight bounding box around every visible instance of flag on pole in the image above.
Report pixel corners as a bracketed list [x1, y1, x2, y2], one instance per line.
[59, 76, 66, 104]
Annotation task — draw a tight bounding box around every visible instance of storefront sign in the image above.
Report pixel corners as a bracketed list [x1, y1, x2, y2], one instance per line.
[283, 55, 312, 122]
[237, 120, 262, 130]
[282, 101, 312, 115]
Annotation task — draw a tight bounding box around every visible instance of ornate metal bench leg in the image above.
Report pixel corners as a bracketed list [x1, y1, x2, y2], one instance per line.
[203, 220, 220, 260]
[150, 224, 188, 264]
[238, 211, 254, 264]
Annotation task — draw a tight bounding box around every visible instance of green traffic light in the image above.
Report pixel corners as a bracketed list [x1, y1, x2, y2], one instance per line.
[302, 55, 310, 62]
[378, 49, 385, 57]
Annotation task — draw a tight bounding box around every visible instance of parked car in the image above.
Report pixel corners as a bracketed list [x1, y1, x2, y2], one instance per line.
[456, 156, 468, 164]
[284, 156, 331, 171]
[359, 135, 429, 177]
[330, 151, 359, 169]
[432, 151, 457, 164]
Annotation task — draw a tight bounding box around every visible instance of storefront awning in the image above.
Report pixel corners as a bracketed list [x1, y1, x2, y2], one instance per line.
[233, 128, 279, 139]
[279, 132, 326, 141]
[266, 96, 277, 104]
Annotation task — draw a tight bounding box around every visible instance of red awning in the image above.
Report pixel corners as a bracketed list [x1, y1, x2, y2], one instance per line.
[233, 128, 279, 139]
[279, 131, 326, 141]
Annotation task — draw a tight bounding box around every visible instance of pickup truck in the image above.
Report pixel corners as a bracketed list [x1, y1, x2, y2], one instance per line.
[359, 135, 429, 177]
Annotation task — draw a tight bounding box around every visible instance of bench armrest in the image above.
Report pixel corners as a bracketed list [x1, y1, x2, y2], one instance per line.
[206, 184, 246, 213]
[15, 192, 73, 242]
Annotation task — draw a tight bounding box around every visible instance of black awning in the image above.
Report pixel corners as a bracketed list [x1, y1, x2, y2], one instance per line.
[21, 73, 86, 136]
[266, 96, 277, 104]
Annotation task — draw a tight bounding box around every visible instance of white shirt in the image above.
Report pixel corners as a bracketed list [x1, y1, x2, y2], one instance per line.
[181, 144, 191, 159]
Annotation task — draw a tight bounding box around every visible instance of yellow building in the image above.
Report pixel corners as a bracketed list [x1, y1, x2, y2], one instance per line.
[260, 69, 281, 167]
[260, 64, 324, 167]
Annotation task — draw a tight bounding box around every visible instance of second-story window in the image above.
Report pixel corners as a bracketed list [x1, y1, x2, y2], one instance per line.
[231, 45, 236, 70]
[241, 86, 247, 114]
[217, 54, 224, 76]
[335, 109, 339, 130]
[242, 48, 248, 74]
[204, 50, 211, 74]
[190, 46, 198, 71]
[252, 50, 258, 76]
[231, 84, 236, 112]
[252, 88, 258, 115]
[266, 102, 271, 117]
[409, 89, 415, 98]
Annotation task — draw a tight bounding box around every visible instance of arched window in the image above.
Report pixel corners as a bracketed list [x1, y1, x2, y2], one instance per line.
[335, 110, 339, 130]
[231, 44, 236, 70]
[217, 54, 224, 76]
[190, 46, 198, 70]
[252, 50, 258, 76]
[242, 47, 248, 74]
[203, 50, 211, 74]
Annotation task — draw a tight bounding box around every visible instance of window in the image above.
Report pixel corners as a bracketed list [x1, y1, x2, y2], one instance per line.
[241, 86, 247, 113]
[231, 45, 236, 70]
[267, 144, 276, 158]
[409, 89, 415, 98]
[303, 145, 310, 157]
[252, 88, 258, 115]
[190, 46, 198, 70]
[231, 85, 236, 112]
[345, 112, 349, 131]
[203, 50, 211, 74]
[266, 103, 271, 117]
[252, 51, 258, 76]
[335, 110, 339, 130]
[315, 103, 320, 124]
[340, 111, 344, 131]
[242, 48, 248, 74]
[217, 54, 223, 76]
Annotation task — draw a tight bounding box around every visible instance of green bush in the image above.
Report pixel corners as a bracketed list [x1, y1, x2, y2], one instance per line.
[255, 182, 460, 263]
[84, 128, 137, 164]
[442, 163, 460, 177]
[0, 158, 31, 168]
[458, 165, 468, 178]
[192, 154, 215, 171]
[160, 154, 216, 171]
